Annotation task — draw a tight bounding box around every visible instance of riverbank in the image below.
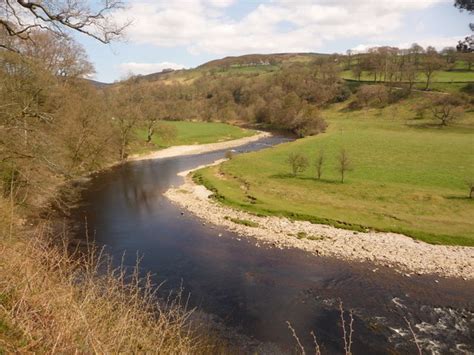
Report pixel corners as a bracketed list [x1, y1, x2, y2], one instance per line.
[1, 129, 271, 352]
[164, 165, 474, 280]
[129, 131, 272, 162]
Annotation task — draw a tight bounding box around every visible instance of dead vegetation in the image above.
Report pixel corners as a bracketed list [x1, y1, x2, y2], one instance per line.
[0, 215, 222, 353]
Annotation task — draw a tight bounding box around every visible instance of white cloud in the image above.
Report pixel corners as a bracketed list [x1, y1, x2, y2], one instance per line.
[117, 0, 443, 55]
[118, 62, 188, 76]
[352, 36, 464, 53]
[396, 36, 465, 50]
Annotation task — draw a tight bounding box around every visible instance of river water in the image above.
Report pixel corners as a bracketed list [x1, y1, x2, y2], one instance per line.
[71, 136, 473, 354]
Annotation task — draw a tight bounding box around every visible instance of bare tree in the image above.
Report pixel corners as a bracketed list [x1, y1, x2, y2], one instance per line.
[429, 94, 464, 126]
[466, 180, 473, 199]
[402, 63, 418, 92]
[0, 0, 129, 51]
[422, 48, 445, 90]
[20, 30, 94, 78]
[351, 63, 362, 81]
[287, 152, 309, 176]
[338, 149, 352, 183]
[315, 149, 324, 180]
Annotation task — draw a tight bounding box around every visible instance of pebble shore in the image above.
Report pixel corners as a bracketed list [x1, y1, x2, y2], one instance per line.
[165, 167, 474, 280]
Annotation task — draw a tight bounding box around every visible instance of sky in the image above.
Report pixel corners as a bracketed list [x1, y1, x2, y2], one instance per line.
[75, 0, 473, 83]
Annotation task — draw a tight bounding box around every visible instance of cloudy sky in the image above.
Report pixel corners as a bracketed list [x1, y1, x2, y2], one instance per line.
[76, 0, 472, 83]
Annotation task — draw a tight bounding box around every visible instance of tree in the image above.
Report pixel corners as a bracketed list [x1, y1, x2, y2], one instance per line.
[409, 43, 425, 69]
[337, 149, 352, 183]
[441, 47, 457, 65]
[466, 180, 474, 199]
[108, 81, 142, 160]
[0, 0, 129, 51]
[345, 49, 354, 70]
[287, 153, 309, 176]
[429, 94, 464, 126]
[457, 52, 474, 70]
[352, 64, 362, 81]
[315, 150, 324, 180]
[454, 0, 474, 30]
[422, 49, 445, 90]
[356, 85, 388, 108]
[20, 31, 95, 78]
[402, 63, 419, 92]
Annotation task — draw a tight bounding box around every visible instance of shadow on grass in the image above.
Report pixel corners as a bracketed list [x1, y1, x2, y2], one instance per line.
[445, 195, 473, 201]
[270, 174, 341, 184]
[405, 121, 445, 129]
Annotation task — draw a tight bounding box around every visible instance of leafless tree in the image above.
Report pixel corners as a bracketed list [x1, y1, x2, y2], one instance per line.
[466, 180, 473, 199]
[422, 48, 445, 90]
[429, 94, 464, 126]
[338, 149, 352, 183]
[315, 149, 324, 180]
[402, 63, 418, 92]
[0, 0, 129, 51]
[287, 152, 309, 176]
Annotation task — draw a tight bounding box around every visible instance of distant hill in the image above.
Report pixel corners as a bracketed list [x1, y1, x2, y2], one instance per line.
[85, 78, 111, 88]
[198, 52, 327, 69]
[109, 52, 330, 86]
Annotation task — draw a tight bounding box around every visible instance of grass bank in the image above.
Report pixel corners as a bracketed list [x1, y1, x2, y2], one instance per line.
[133, 120, 256, 155]
[195, 97, 474, 246]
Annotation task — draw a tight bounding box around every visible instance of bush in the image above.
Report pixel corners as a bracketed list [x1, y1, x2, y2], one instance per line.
[225, 150, 234, 160]
[291, 106, 328, 137]
[331, 84, 352, 103]
[388, 88, 411, 104]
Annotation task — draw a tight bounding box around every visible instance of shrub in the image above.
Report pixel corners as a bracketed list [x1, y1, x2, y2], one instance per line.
[388, 88, 411, 104]
[225, 150, 234, 160]
[331, 84, 352, 103]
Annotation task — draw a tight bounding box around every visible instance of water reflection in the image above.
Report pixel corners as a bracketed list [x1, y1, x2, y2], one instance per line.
[71, 136, 474, 353]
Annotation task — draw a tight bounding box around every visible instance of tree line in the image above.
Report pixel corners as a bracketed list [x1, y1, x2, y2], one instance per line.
[346, 44, 473, 90]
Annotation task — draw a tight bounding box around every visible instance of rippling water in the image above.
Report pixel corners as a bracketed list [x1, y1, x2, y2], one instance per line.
[70, 136, 474, 354]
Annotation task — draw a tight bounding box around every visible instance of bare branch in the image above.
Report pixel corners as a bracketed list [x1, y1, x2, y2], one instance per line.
[1, 0, 130, 50]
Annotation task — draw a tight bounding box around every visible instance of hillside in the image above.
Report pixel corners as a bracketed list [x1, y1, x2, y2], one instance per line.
[124, 51, 473, 95]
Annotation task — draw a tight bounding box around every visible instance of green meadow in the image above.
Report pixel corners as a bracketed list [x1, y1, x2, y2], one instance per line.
[133, 121, 256, 154]
[340, 68, 474, 83]
[195, 97, 474, 246]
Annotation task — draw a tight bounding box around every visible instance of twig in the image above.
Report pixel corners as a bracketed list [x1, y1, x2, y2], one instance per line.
[404, 316, 422, 355]
[286, 321, 306, 355]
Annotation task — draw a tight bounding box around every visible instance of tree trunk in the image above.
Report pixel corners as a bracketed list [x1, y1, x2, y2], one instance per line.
[146, 127, 154, 143]
[425, 73, 431, 90]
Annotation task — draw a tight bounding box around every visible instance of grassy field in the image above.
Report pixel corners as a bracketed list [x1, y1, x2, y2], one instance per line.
[195, 97, 474, 246]
[133, 121, 256, 154]
[340, 69, 474, 83]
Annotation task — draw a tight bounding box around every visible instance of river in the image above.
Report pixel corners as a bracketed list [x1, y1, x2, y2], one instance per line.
[70, 135, 473, 354]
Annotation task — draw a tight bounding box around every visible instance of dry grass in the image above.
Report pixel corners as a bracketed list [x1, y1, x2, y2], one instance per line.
[0, 218, 223, 353]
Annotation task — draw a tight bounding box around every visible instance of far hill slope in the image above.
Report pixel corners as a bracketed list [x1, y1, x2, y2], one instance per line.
[197, 52, 327, 69]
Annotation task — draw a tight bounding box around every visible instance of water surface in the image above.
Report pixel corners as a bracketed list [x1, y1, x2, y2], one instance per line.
[72, 136, 474, 354]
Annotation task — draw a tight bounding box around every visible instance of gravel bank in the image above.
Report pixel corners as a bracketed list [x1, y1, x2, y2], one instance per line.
[164, 166, 474, 280]
[129, 131, 271, 162]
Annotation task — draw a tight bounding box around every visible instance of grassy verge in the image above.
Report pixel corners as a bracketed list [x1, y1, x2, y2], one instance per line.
[193, 97, 474, 246]
[224, 216, 259, 227]
[132, 121, 256, 155]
